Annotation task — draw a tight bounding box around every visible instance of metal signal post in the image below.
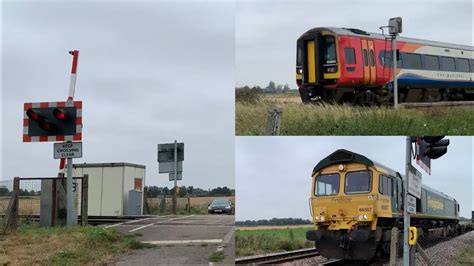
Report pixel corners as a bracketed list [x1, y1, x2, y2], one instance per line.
[173, 140, 178, 214]
[404, 137, 411, 265]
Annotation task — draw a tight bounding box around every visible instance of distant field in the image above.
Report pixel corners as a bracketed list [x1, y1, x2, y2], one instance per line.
[236, 94, 474, 135]
[237, 225, 312, 231]
[235, 226, 314, 257]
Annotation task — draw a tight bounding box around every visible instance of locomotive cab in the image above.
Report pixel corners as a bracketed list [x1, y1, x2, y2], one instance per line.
[306, 149, 400, 261]
[296, 28, 340, 102]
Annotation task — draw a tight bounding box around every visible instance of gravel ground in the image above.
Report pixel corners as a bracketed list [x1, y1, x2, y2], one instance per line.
[397, 231, 474, 266]
[277, 231, 474, 266]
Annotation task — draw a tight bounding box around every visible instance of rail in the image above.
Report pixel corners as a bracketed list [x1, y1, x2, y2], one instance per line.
[235, 248, 320, 264]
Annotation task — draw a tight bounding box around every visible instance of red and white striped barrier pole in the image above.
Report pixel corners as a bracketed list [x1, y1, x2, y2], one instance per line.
[58, 50, 79, 177]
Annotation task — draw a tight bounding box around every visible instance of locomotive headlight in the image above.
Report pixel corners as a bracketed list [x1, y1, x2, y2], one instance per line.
[358, 214, 369, 221]
[320, 216, 325, 222]
[297, 68, 303, 74]
[325, 66, 337, 73]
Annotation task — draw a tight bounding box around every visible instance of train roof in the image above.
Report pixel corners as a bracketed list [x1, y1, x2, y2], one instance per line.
[301, 27, 473, 51]
[312, 149, 398, 177]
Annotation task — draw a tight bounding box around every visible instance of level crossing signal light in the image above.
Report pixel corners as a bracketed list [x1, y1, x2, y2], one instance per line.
[23, 101, 82, 142]
[419, 136, 450, 159]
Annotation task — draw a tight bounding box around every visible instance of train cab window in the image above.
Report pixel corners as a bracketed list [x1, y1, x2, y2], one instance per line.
[344, 48, 356, 64]
[345, 170, 372, 194]
[455, 58, 470, 72]
[315, 173, 340, 196]
[440, 56, 455, 71]
[363, 49, 368, 66]
[423, 55, 440, 70]
[324, 36, 337, 64]
[379, 175, 393, 196]
[297, 46, 303, 66]
[400, 53, 422, 69]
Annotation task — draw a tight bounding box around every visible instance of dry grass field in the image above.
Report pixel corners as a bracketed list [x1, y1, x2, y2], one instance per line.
[0, 196, 41, 215]
[236, 93, 474, 135]
[146, 196, 235, 209]
[237, 224, 313, 231]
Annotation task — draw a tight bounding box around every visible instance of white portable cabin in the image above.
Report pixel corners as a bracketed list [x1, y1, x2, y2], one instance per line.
[73, 162, 146, 216]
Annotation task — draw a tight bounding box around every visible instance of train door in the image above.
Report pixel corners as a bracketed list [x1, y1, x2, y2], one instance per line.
[367, 40, 376, 85]
[305, 38, 321, 85]
[360, 39, 370, 86]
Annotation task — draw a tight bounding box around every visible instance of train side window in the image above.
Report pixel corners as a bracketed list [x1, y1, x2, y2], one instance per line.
[470, 59, 474, 73]
[400, 53, 422, 69]
[378, 50, 402, 68]
[344, 48, 356, 64]
[423, 55, 440, 70]
[387, 178, 392, 197]
[455, 58, 470, 72]
[363, 49, 368, 66]
[440, 56, 455, 71]
[369, 50, 375, 66]
[379, 175, 393, 196]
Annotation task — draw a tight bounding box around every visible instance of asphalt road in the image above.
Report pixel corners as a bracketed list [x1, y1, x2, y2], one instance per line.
[105, 214, 235, 265]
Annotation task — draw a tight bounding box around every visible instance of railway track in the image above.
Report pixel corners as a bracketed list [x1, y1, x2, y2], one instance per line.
[235, 248, 320, 264]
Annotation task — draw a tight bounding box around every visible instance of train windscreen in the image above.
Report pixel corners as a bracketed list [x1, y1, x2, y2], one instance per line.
[345, 170, 372, 194]
[315, 173, 339, 196]
[324, 36, 336, 64]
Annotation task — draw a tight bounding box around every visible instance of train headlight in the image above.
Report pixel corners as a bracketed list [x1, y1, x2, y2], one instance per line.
[358, 214, 369, 221]
[320, 216, 325, 222]
[325, 66, 337, 73]
[297, 68, 303, 74]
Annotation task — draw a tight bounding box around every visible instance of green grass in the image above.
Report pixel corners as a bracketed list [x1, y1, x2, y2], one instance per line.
[235, 227, 314, 257]
[208, 250, 225, 262]
[1, 223, 154, 265]
[236, 101, 474, 135]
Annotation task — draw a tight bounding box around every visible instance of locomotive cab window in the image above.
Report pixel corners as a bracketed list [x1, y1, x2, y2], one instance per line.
[315, 173, 340, 196]
[344, 48, 355, 64]
[297, 45, 303, 67]
[345, 170, 372, 194]
[324, 36, 337, 64]
[379, 175, 393, 196]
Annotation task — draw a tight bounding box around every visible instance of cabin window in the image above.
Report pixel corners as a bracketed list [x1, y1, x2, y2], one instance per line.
[455, 58, 470, 72]
[423, 55, 440, 71]
[440, 56, 455, 71]
[401, 53, 422, 69]
[379, 175, 393, 196]
[470, 59, 474, 73]
[315, 173, 340, 196]
[345, 48, 356, 64]
[345, 170, 372, 194]
[297, 45, 303, 66]
[324, 36, 337, 64]
[378, 50, 402, 68]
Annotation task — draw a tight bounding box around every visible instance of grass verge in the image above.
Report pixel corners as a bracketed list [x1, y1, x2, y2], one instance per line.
[235, 227, 313, 257]
[208, 250, 225, 262]
[0, 223, 154, 265]
[236, 101, 474, 135]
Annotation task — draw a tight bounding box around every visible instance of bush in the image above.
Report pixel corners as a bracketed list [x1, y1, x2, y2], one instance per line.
[236, 89, 261, 104]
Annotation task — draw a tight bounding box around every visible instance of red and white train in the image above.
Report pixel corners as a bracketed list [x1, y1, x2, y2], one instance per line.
[296, 27, 474, 105]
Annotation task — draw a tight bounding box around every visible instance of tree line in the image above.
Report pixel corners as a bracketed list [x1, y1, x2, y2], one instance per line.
[236, 81, 296, 94]
[236, 217, 311, 226]
[0, 187, 40, 197]
[145, 186, 234, 198]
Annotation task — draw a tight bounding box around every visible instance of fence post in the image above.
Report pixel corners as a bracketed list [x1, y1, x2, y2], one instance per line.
[81, 175, 88, 226]
[13, 177, 20, 229]
[389, 227, 398, 265]
[265, 106, 282, 135]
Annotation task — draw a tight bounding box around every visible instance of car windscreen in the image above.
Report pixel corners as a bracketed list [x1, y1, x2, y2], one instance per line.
[345, 170, 372, 194]
[211, 199, 229, 206]
[315, 173, 339, 196]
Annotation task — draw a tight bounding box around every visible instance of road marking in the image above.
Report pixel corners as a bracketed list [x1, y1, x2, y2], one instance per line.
[128, 215, 194, 233]
[222, 228, 234, 245]
[104, 217, 157, 229]
[141, 239, 223, 245]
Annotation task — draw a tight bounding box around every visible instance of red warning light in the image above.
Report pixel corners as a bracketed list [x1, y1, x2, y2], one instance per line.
[26, 109, 41, 121]
[53, 108, 66, 120]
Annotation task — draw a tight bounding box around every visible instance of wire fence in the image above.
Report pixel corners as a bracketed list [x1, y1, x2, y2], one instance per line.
[1, 176, 87, 233]
[145, 195, 235, 215]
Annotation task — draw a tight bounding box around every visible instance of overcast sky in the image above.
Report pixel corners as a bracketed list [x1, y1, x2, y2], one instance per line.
[236, 136, 473, 220]
[1, 1, 235, 189]
[236, 0, 473, 88]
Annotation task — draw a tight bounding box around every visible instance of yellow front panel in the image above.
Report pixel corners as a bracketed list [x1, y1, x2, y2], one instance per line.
[307, 41, 316, 83]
